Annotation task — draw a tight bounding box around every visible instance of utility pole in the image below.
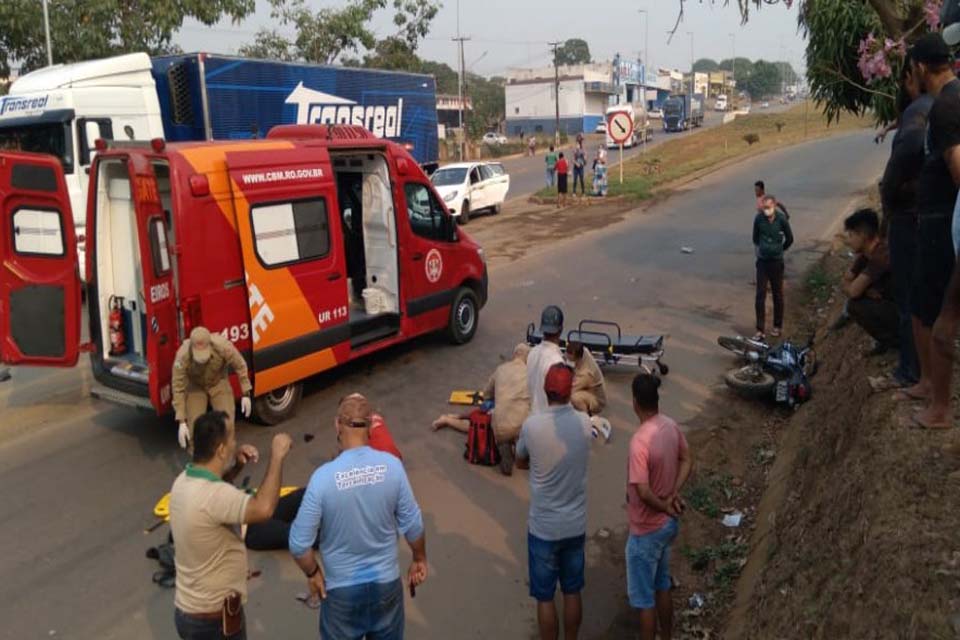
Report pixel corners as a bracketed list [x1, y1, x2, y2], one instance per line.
[638, 9, 649, 83]
[452, 0, 469, 160]
[42, 0, 53, 66]
[729, 33, 736, 100]
[549, 41, 562, 145]
[687, 32, 695, 97]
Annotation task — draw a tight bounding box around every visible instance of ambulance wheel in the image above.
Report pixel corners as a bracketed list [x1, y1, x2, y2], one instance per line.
[253, 383, 303, 426]
[447, 287, 479, 345]
[459, 201, 471, 225]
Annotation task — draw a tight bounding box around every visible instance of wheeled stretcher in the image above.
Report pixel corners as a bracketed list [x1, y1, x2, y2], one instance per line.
[526, 319, 669, 376]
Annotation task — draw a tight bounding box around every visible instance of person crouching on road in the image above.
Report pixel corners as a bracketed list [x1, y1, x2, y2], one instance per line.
[173, 326, 253, 450]
[432, 343, 532, 475]
[527, 306, 566, 415]
[289, 394, 427, 639]
[626, 374, 692, 640]
[170, 411, 293, 640]
[516, 363, 593, 640]
[566, 341, 606, 416]
[752, 194, 794, 340]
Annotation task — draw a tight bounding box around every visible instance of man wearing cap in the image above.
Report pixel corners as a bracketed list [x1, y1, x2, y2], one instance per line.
[173, 326, 253, 449]
[898, 33, 960, 430]
[527, 305, 566, 415]
[289, 394, 427, 639]
[516, 363, 593, 640]
[432, 343, 532, 475]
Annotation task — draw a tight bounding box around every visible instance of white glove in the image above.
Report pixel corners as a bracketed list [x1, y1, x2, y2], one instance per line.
[178, 421, 190, 449]
[240, 396, 252, 418]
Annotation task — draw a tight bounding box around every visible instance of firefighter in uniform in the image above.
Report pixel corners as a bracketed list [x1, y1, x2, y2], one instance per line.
[173, 326, 253, 449]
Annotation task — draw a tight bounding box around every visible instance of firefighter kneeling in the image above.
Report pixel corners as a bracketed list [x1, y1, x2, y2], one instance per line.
[173, 326, 253, 449]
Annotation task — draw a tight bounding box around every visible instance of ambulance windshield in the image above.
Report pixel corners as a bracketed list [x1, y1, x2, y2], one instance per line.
[0, 121, 73, 174]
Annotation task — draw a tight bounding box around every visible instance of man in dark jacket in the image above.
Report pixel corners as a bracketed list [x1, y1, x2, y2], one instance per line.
[877, 55, 933, 388]
[753, 195, 794, 340]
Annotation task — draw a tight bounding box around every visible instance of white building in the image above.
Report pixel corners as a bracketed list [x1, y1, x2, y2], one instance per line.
[505, 62, 615, 136]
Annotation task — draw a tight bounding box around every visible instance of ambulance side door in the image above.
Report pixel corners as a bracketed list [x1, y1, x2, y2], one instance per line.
[131, 156, 179, 411]
[0, 151, 82, 367]
[226, 149, 349, 395]
[396, 160, 460, 333]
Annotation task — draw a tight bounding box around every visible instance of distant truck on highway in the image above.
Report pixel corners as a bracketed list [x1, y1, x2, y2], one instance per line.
[715, 94, 728, 111]
[0, 52, 439, 279]
[662, 93, 705, 132]
[605, 103, 652, 149]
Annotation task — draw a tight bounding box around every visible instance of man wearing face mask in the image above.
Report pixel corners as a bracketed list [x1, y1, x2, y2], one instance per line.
[173, 326, 253, 450]
[752, 194, 794, 340]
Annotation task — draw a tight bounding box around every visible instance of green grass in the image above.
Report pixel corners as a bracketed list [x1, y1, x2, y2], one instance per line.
[803, 263, 835, 306]
[683, 542, 749, 572]
[532, 103, 870, 202]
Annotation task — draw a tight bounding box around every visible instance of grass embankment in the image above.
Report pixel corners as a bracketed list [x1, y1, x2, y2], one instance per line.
[535, 102, 872, 201]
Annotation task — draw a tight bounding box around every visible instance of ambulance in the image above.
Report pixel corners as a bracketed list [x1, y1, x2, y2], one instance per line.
[0, 124, 488, 424]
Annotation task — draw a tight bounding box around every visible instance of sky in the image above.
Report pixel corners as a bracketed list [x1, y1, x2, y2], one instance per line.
[174, 0, 808, 77]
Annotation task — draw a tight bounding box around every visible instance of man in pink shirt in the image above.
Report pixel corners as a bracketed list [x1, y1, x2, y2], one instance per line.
[626, 374, 693, 640]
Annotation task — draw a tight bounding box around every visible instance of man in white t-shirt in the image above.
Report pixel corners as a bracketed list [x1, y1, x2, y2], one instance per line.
[527, 305, 566, 415]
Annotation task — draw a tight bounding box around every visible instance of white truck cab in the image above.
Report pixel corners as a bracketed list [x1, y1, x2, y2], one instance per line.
[0, 53, 164, 279]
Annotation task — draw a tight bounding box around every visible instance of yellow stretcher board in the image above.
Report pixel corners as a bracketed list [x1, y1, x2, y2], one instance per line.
[153, 486, 301, 522]
[448, 390, 484, 406]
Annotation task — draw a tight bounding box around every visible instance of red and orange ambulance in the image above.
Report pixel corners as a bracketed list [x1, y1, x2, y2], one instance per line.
[0, 125, 488, 423]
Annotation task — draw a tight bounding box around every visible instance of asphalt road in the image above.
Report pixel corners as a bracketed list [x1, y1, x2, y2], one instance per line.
[0, 130, 886, 639]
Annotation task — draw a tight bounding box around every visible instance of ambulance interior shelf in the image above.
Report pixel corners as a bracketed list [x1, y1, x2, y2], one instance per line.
[96, 161, 149, 382]
[331, 152, 400, 347]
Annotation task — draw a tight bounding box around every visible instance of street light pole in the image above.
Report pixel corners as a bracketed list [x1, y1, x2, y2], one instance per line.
[687, 32, 694, 97]
[729, 33, 736, 100]
[42, 0, 53, 66]
[549, 41, 562, 145]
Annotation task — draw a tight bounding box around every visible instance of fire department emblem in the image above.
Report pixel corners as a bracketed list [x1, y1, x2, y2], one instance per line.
[425, 248, 443, 284]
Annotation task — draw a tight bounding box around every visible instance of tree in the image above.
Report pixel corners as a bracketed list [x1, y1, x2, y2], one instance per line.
[676, 1, 940, 122]
[237, 29, 296, 61]
[554, 38, 591, 66]
[0, 0, 254, 78]
[744, 59, 782, 99]
[693, 58, 720, 72]
[239, 0, 439, 64]
[775, 61, 798, 86]
[719, 57, 754, 76]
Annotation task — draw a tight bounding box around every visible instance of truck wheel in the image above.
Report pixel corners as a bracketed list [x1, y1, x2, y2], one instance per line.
[459, 201, 471, 225]
[447, 287, 479, 345]
[253, 383, 303, 425]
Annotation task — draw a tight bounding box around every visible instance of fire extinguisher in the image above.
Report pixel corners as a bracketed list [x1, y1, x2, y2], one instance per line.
[109, 296, 127, 356]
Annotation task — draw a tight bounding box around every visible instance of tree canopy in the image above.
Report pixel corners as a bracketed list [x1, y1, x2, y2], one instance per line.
[554, 39, 592, 66]
[693, 58, 721, 72]
[0, 0, 254, 78]
[239, 0, 439, 64]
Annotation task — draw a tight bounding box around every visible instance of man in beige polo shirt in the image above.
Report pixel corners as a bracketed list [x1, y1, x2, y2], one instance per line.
[169, 410, 292, 639]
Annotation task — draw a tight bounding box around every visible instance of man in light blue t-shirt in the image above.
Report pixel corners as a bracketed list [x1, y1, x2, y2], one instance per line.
[289, 394, 427, 639]
[516, 363, 592, 640]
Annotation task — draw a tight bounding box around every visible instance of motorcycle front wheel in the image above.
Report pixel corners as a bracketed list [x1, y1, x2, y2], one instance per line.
[718, 335, 761, 358]
[724, 366, 776, 398]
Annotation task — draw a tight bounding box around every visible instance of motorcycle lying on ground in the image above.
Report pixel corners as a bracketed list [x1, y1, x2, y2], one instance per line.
[717, 335, 817, 408]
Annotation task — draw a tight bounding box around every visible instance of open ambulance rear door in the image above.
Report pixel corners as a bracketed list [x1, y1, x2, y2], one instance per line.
[0, 151, 81, 367]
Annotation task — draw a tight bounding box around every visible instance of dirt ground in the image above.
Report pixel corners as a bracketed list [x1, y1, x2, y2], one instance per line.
[592, 230, 960, 639]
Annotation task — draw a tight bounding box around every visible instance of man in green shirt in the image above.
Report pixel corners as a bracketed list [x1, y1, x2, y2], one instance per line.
[545, 145, 558, 188]
[752, 194, 794, 340]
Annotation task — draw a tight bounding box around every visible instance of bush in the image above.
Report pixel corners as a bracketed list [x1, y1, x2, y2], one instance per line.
[743, 133, 760, 145]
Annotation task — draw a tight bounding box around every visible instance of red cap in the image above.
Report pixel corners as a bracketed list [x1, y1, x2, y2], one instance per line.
[544, 363, 574, 401]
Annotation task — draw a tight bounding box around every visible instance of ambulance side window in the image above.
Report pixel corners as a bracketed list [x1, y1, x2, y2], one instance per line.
[11, 207, 65, 257]
[148, 217, 171, 275]
[404, 183, 446, 241]
[251, 198, 330, 268]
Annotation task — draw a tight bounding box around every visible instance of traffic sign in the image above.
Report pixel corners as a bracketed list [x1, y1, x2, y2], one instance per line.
[607, 111, 633, 144]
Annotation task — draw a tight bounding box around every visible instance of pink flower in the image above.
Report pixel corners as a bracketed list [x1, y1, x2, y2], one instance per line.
[925, 0, 943, 31]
